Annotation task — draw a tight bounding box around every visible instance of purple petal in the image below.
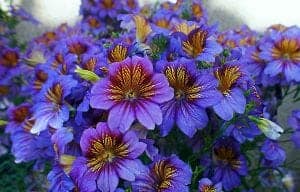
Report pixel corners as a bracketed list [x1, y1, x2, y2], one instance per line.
[213, 97, 234, 121]
[90, 79, 115, 110]
[97, 165, 119, 192]
[197, 89, 223, 108]
[108, 102, 135, 132]
[135, 100, 162, 130]
[160, 100, 176, 136]
[70, 157, 97, 192]
[116, 161, 136, 181]
[226, 88, 246, 114]
[80, 128, 97, 155]
[150, 74, 174, 103]
[284, 63, 300, 82]
[128, 142, 147, 159]
[176, 103, 208, 137]
[264, 60, 283, 77]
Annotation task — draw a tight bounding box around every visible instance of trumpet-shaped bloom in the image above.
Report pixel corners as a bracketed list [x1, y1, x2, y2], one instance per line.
[213, 65, 246, 121]
[70, 122, 146, 192]
[180, 27, 222, 62]
[90, 56, 173, 132]
[30, 75, 77, 134]
[211, 137, 248, 191]
[156, 59, 222, 137]
[260, 26, 300, 82]
[132, 155, 192, 192]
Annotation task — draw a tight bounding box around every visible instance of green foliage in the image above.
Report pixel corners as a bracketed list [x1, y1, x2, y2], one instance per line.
[150, 34, 168, 60]
[0, 154, 32, 192]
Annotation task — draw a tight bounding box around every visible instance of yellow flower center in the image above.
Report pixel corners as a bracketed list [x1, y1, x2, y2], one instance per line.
[108, 44, 128, 63]
[202, 185, 217, 192]
[164, 66, 201, 101]
[156, 19, 169, 29]
[272, 38, 300, 62]
[214, 66, 241, 95]
[87, 135, 129, 172]
[182, 29, 208, 58]
[101, 0, 114, 9]
[214, 146, 241, 170]
[0, 50, 19, 68]
[109, 63, 155, 102]
[68, 42, 88, 56]
[46, 83, 63, 104]
[152, 160, 177, 190]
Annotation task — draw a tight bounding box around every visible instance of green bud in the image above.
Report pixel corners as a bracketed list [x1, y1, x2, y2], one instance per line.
[248, 115, 283, 140]
[0, 120, 7, 126]
[75, 66, 100, 83]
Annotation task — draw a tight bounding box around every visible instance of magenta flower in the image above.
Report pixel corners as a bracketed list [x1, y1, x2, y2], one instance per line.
[90, 56, 174, 132]
[70, 122, 146, 192]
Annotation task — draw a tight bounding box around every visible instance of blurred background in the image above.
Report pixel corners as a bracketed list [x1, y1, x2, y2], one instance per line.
[1, 0, 300, 190]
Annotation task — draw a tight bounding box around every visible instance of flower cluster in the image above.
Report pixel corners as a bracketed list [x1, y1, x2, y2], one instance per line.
[1, 0, 300, 191]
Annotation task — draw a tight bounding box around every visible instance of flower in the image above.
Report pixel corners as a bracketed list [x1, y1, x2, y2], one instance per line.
[6, 103, 31, 134]
[30, 75, 77, 134]
[211, 137, 248, 191]
[47, 165, 75, 192]
[90, 56, 173, 132]
[156, 59, 222, 137]
[213, 65, 246, 121]
[261, 139, 286, 167]
[259, 26, 300, 82]
[248, 116, 283, 140]
[180, 26, 222, 62]
[224, 121, 261, 143]
[98, 0, 121, 18]
[190, 0, 207, 22]
[198, 178, 222, 192]
[107, 43, 130, 63]
[133, 15, 152, 43]
[70, 122, 146, 192]
[132, 155, 192, 192]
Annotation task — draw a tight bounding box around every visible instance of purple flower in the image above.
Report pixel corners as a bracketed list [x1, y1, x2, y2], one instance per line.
[0, 47, 21, 78]
[70, 122, 146, 192]
[259, 26, 300, 82]
[122, 0, 140, 13]
[132, 155, 192, 192]
[217, 25, 257, 49]
[11, 126, 54, 165]
[98, 0, 122, 18]
[211, 137, 248, 191]
[224, 121, 261, 143]
[47, 165, 75, 192]
[213, 65, 247, 121]
[51, 127, 74, 155]
[198, 178, 222, 192]
[179, 26, 222, 62]
[81, 16, 107, 35]
[6, 103, 31, 134]
[90, 56, 173, 132]
[156, 59, 222, 137]
[261, 139, 286, 167]
[30, 75, 77, 134]
[190, 0, 208, 23]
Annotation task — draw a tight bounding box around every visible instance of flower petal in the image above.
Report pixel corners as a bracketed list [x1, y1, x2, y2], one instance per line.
[135, 100, 162, 130]
[108, 102, 135, 132]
